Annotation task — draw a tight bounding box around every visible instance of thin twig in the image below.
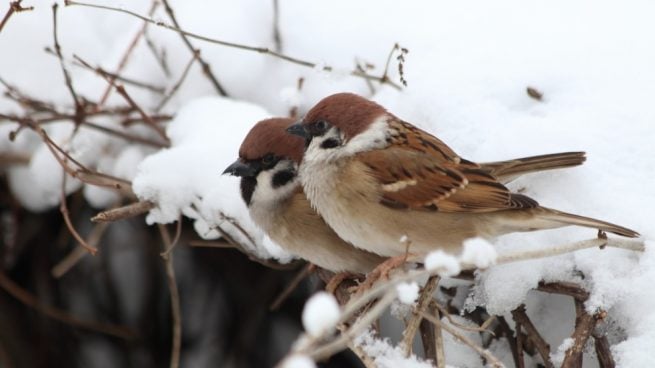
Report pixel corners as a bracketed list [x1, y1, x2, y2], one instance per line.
[188, 240, 301, 271]
[73, 55, 170, 143]
[60, 172, 98, 255]
[272, 0, 282, 52]
[270, 263, 314, 311]
[514, 315, 526, 368]
[158, 224, 182, 368]
[401, 275, 440, 357]
[429, 301, 446, 368]
[52, 222, 109, 278]
[0, 269, 135, 339]
[160, 0, 228, 96]
[562, 300, 598, 368]
[0, 0, 34, 33]
[52, 4, 83, 123]
[160, 217, 183, 257]
[155, 52, 197, 112]
[91, 201, 155, 223]
[537, 281, 590, 301]
[511, 305, 554, 368]
[65, 0, 403, 90]
[144, 27, 171, 77]
[306, 290, 397, 361]
[98, 0, 159, 106]
[421, 312, 504, 368]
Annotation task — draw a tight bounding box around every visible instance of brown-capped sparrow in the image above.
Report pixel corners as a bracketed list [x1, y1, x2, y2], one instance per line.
[223, 118, 384, 274]
[287, 93, 639, 258]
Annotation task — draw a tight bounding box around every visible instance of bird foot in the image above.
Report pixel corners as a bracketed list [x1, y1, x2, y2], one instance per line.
[325, 272, 359, 294]
[353, 254, 412, 296]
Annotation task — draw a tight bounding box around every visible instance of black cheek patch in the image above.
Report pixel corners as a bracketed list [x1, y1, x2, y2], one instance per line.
[240, 177, 257, 206]
[320, 138, 340, 149]
[272, 170, 296, 188]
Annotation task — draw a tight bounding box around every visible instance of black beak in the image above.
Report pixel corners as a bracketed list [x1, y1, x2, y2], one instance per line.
[222, 159, 258, 177]
[286, 122, 309, 139]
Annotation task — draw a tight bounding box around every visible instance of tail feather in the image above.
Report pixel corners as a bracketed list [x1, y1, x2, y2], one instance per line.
[532, 207, 640, 238]
[480, 152, 586, 184]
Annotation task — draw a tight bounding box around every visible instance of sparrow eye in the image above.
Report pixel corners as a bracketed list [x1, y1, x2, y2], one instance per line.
[310, 120, 329, 134]
[262, 153, 275, 164]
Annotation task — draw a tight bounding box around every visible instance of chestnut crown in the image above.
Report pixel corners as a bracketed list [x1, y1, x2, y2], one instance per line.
[300, 93, 388, 141]
[239, 118, 304, 164]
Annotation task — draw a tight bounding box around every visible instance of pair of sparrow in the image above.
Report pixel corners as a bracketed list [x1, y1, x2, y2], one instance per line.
[224, 93, 639, 274]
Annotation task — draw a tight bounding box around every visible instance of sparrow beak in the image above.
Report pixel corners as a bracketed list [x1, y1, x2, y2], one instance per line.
[286, 122, 309, 139]
[222, 159, 257, 177]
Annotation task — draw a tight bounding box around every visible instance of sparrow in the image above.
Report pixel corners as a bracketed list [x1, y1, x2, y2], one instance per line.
[223, 118, 384, 274]
[287, 93, 639, 258]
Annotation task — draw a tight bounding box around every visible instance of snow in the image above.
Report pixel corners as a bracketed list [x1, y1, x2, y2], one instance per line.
[424, 251, 461, 277]
[1, 0, 655, 365]
[460, 238, 497, 269]
[279, 355, 316, 368]
[396, 282, 420, 305]
[355, 329, 433, 368]
[551, 337, 574, 366]
[301, 292, 340, 338]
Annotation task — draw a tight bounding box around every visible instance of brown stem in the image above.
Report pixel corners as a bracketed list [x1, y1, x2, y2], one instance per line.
[160, 0, 228, 96]
[158, 225, 182, 368]
[98, 0, 159, 106]
[0, 269, 135, 339]
[155, 52, 197, 112]
[511, 305, 554, 368]
[0, 0, 34, 33]
[65, 0, 402, 90]
[593, 332, 616, 368]
[91, 201, 155, 223]
[269, 263, 314, 310]
[561, 300, 598, 368]
[60, 173, 98, 255]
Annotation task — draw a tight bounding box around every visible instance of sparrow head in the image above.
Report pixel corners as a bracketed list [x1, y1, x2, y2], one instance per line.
[224, 118, 304, 206]
[286, 93, 389, 160]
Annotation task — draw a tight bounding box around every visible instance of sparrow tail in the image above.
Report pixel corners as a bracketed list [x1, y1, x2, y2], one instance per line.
[532, 207, 640, 238]
[480, 152, 586, 184]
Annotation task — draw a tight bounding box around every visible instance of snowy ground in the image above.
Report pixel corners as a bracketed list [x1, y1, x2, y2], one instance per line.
[1, 0, 654, 366]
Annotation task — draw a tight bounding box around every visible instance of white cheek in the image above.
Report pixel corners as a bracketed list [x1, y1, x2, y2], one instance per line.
[303, 115, 390, 164]
[250, 163, 299, 208]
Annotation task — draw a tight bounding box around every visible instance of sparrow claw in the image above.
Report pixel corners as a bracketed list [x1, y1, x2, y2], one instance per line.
[353, 255, 411, 297]
[325, 272, 358, 294]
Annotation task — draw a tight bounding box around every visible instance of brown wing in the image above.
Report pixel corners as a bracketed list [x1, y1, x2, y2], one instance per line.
[358, 133, 538, 213]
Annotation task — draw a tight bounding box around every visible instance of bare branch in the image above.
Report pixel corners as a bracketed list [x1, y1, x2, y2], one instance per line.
[0, 269, 135, 339]
[160, 0, 228, 96]
[421, 311, 504, 368]
[158, 225, 182, 368]
[52, 4, 82, 122]
[60, 173, 98, 255]
[270, 263, 314, 311]
[511, 305, 554, 368]
[401, 275, 440, 357]
[98, 0, 160, 106]
[155, 52, 197, 112]
[0, 0, 34, 34]
[51, 222, 109, 278]
[65, 0, 403, 90]
[91, 201, 155, 223]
